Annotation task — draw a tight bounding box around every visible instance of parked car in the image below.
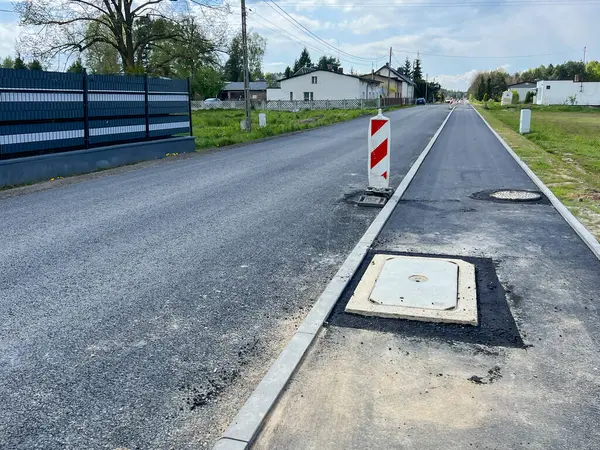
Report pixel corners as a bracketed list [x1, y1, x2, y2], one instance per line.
[416, 98, 426, 105]
[204, 98, 222, 108]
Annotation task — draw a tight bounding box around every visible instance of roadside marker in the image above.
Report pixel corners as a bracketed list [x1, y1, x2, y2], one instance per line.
[368, 109, 391, 189]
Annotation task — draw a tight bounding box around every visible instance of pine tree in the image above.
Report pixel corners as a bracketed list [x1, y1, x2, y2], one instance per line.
[67, 58, 84, 73]
[1, 56, 14, 68]
[28, 60, 43, 71]
[284, 66, 292, 78]
[412, 56, 423, 80]
[402, 57, 412, 79]
[13, 56, 27, 70]
[293, 48, 312, 73]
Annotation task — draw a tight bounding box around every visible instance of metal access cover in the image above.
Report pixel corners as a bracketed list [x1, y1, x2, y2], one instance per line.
[357, 194, 387, 208]
[370, 258, 458, 310]
[345, 254, 478, 325]
[490, 190, 542, 201]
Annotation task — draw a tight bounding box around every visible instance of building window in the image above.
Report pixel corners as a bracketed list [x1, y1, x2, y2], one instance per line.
[546, 85, 551, 90]
[290, 92, 293, 101]
[304, 92, 313, 101]
[311, 76, 317, 84]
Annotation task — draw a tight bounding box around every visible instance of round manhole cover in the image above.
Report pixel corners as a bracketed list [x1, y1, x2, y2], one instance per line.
[490, 190, 542, 201]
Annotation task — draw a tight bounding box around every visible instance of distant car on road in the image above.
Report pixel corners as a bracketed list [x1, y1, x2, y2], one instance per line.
[416, 98, 426, 105]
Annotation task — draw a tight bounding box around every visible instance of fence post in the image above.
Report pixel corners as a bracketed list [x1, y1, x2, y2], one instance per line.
[144, 74, 150, 140]
[344, 99, 347, 109]
[187, 77, 193, 137]
[82, 68, 89, 149]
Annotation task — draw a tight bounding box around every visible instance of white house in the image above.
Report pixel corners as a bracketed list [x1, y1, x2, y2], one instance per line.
[535, 80, 600, 106]
[373, 64, 416, 99]
[267, 68, 382, 101]
[506, 82, 536, 102]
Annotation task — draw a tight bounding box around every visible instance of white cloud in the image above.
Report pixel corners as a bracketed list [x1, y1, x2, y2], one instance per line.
[0, 20, 20, 59]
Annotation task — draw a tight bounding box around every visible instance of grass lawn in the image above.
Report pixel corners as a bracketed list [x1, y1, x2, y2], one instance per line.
[475, 102, 600, 239]
[191, 106, 409, 150]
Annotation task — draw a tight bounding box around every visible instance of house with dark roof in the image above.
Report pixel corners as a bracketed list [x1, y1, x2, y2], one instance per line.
[219, 80, 268, 101]
[266, 67, 382, 101]
[373, 64, 416, 99]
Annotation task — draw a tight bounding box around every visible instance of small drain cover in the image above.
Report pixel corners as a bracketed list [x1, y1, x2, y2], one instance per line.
[357, 194, 387, 208]
[490, 190, 542, 201]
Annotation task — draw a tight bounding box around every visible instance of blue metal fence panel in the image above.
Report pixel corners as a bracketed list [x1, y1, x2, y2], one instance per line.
[149, 115, 191, 138]
[0, 121, 84, 154]
[89, 118, 146, 145]
[0, 69, 191, 158]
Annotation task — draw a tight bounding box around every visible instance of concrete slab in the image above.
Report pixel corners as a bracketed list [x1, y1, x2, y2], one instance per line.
[370, 256, 458, 310]
[345, 254, 477, 325]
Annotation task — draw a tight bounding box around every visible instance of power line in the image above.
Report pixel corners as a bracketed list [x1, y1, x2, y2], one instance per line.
[248, 10, 382, 69]
[259, 0, 386, 63]
[273, 0, 600, 6]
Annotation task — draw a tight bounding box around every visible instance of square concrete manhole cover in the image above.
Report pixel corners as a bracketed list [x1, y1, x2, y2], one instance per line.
[345, 255, 477, 325]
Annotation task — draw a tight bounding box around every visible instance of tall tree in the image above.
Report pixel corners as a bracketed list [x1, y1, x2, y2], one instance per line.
[27, 59, 43, 71]
[15, 0, 222, 72]
[401, 57, 412, 79]
[317, 55, 339, 71]
[83, 20, 122, 74]
[13, 56, 27, 70]
[1, 56, 14, 68]
[293, 47, 311, 73]
[192, 66, 224, 99]
[587, 61, 600, 81]
[223, 32, 266, 82]
[67, 58, 84, 73]
[284, 66, 292, 78]
[412, 57, 423, 80]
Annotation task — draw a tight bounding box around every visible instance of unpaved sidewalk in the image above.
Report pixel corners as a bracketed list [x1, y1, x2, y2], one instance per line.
[252, 106, 600, 450]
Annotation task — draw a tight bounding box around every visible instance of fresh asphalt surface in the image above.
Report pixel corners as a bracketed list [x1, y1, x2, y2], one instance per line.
[253, 105, 600, 449]
[0, 105, 448, 449]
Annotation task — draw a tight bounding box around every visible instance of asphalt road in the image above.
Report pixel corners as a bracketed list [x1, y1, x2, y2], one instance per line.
[254, 105, 600, 449]
[0, 105, 448, 449]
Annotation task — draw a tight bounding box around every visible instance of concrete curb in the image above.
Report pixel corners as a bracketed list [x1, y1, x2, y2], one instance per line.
[471, 105, 600, 261]
[212, 107, 456, 450]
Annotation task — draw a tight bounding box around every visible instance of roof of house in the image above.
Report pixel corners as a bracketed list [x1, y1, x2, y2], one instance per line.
[374, 64, 416, 85]
[223, 81, 267, 91]
[278, 68, 382, 84]
[507, 82, 536, 88]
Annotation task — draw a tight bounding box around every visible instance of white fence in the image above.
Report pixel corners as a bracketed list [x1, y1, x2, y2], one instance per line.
[191, 98, 388, 111]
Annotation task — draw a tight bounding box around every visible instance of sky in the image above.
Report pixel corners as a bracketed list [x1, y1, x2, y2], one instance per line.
[1, 0, 599, 91]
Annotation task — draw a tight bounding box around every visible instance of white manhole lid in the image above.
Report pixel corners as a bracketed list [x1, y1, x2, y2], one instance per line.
[345, 255, 478, 326]
[370, 258, 458, 310]
[490, 190, 541, 201]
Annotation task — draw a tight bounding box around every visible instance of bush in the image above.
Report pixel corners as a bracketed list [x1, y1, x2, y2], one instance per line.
[483, 93, 489, 102]
[524, 91, 534, 104]
[511, 90, 520, 104]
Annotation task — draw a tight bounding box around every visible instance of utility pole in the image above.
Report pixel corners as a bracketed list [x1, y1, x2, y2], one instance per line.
[425, 73, 428, 103]
[581, 46, 587, 92]
[387, 47, 392, 103]
[241, 0, 251, 131]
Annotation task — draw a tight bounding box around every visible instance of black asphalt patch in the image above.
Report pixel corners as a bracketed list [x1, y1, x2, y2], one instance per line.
[326, 250, 525, 348]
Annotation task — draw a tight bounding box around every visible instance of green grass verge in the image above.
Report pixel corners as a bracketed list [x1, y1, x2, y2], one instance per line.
[191, 106, 411, 150]
[475, 103, 600, 239]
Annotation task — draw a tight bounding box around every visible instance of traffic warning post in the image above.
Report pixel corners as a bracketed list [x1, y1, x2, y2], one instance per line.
[368, 109, 391, 190]
[359, 109, 393, 207]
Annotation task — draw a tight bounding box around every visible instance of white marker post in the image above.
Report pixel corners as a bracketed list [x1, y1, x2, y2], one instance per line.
[368, 109, 391, 189]
[520, 109, 531, 134]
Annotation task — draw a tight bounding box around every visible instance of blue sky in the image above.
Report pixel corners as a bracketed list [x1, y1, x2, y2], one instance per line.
[1, 0, 599, 90]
